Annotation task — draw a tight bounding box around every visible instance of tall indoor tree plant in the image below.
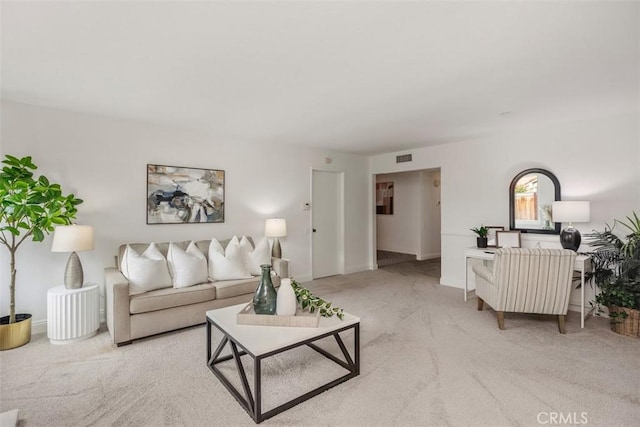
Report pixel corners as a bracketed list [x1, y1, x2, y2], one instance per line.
[0, 155, 83, 349]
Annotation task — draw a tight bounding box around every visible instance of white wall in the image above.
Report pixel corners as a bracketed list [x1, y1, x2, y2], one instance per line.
[370, 113, 640, 290]
[0, 101, 371, 328]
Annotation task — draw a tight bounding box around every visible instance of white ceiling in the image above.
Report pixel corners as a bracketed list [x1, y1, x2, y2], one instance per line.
[1, 1, 638, 155]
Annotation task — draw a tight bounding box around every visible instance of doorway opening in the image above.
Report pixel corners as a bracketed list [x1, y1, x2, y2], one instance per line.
[373, 168, 441, 278]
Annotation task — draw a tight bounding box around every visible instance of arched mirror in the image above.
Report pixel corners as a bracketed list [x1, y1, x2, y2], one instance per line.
[509, 168, 561, 234]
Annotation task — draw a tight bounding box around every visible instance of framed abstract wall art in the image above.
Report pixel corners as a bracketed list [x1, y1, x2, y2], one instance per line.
[147, 164, 225, 224]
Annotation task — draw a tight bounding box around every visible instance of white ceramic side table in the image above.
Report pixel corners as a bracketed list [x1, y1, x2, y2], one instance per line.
[47, 283, 100, 344]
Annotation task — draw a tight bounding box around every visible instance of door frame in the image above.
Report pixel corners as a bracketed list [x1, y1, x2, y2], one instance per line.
[310, 168, 346, 279]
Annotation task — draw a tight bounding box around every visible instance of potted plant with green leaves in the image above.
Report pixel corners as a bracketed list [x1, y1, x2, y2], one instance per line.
[471, 225, 489, 248]
[0, 155, 83, 350]
[587, 211, 640, 338]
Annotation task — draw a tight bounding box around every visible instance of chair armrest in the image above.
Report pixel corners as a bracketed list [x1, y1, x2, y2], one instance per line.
[472, 264, 494, 284]
[271, 257, 289, 278]
[105, 267, 131, 345]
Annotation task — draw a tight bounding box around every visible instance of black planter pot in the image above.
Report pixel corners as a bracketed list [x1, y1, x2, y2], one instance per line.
[477, 237, 488, 248]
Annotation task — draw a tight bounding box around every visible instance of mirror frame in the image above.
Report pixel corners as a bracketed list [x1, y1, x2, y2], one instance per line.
[509, 168, 561, 235]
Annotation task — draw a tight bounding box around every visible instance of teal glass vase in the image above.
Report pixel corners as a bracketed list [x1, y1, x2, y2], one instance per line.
[253, 264, 277, 315]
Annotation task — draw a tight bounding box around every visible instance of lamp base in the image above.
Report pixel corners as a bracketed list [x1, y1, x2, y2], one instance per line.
[271, 238, 282, 259]
[64, 252, 84, 289]
[560, 226, 581, 252]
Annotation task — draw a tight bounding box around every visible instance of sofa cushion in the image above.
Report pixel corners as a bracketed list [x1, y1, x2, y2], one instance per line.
[130, 282, 217, 314]
[117, 238, 257, 269]
[214, 275, 281, 300]
[208, 236, 252, 281]
[121, 243, 172, 295]
[167, 242, 208, 288]
[213, 277, 259, 300]
[240, 236, 271, 275]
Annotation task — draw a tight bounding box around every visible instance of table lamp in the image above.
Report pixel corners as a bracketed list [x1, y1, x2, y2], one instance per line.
[51, 224, 95, 289]
[265, 218, 287, 258]
[552, 201, 590, 251]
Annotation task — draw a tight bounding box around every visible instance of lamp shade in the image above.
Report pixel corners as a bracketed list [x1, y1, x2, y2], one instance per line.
[265, 218, 287, 237]
[552, 201, 591, 223]
[51, 225, 95, 252]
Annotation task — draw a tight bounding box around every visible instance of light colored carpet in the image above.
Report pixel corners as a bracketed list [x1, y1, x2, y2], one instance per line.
[1, 263, 639, 426]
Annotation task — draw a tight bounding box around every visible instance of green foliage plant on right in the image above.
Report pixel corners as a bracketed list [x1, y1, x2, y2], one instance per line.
[586, 211, 640, 322]
[290, 279, 344, 320]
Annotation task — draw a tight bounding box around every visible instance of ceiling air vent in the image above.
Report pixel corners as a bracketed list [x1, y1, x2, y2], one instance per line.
[396, 154, 412, 163]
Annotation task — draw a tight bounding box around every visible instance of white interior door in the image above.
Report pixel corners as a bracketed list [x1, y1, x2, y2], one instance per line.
[312, 170, 343, 279]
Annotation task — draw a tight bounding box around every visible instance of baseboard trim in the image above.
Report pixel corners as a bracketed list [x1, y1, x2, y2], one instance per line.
[439, 278, 463, 289]
[292, 273, 313, 283]
[417, 252, 441, 261]
[31, 318, 47, 335]
[344, 264, 370, 275]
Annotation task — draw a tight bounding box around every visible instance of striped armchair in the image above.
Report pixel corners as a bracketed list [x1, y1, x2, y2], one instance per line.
[472, 248, 577, 333]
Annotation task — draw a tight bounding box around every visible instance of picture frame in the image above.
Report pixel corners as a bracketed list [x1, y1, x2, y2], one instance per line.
[147, 164, 225, 224]
[376, 182, 394, 215]
[486, 226, 505, 248]
[496, 230, 521, 248]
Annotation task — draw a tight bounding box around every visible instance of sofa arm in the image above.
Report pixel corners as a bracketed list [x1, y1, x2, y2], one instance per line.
[271, 257, 289, 279]
[105, 267, 132, 345]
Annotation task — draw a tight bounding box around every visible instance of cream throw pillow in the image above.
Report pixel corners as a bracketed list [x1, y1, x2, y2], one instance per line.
[208, 236, 252, 281]
[167, 242, 208, 288]
[240, 236, 271, 275]
[121, 243, 172, 295]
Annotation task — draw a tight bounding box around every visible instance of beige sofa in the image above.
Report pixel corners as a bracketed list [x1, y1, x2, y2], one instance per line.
[105, 237, 288, 346]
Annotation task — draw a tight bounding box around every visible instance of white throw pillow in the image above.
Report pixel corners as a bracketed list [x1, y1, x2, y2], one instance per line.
[121, 243, 172, 295]
[208, 236, 252, 281]
[240, 236, 271, 275]
[167, 242, 208, 288]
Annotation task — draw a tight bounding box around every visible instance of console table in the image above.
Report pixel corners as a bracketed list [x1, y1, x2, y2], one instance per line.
[464, 248, 593, 328]
[47, 284, 100, 344]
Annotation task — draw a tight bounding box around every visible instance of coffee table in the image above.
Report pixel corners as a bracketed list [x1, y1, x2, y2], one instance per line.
[206, 303, 360, 424]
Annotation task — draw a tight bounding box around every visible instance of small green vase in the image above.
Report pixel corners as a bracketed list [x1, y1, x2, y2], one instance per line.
[253, 264, 277, 315]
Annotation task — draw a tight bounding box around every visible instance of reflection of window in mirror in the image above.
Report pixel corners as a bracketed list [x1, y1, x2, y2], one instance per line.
[376, 182, 394, 214]
[509, 168, 561, 234]
[514, 174, 538, 223]
[514, 174, 556, 230]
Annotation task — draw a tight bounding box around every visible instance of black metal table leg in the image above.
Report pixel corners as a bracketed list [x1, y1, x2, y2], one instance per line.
[207, 320, 360, 424]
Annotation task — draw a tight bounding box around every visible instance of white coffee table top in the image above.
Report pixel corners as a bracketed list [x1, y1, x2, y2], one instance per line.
[207, 303, 360, 356]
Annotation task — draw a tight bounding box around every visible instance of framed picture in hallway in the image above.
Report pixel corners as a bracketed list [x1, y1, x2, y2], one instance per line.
[376, 182, 394, 214]
[146, 164, 225, 224]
